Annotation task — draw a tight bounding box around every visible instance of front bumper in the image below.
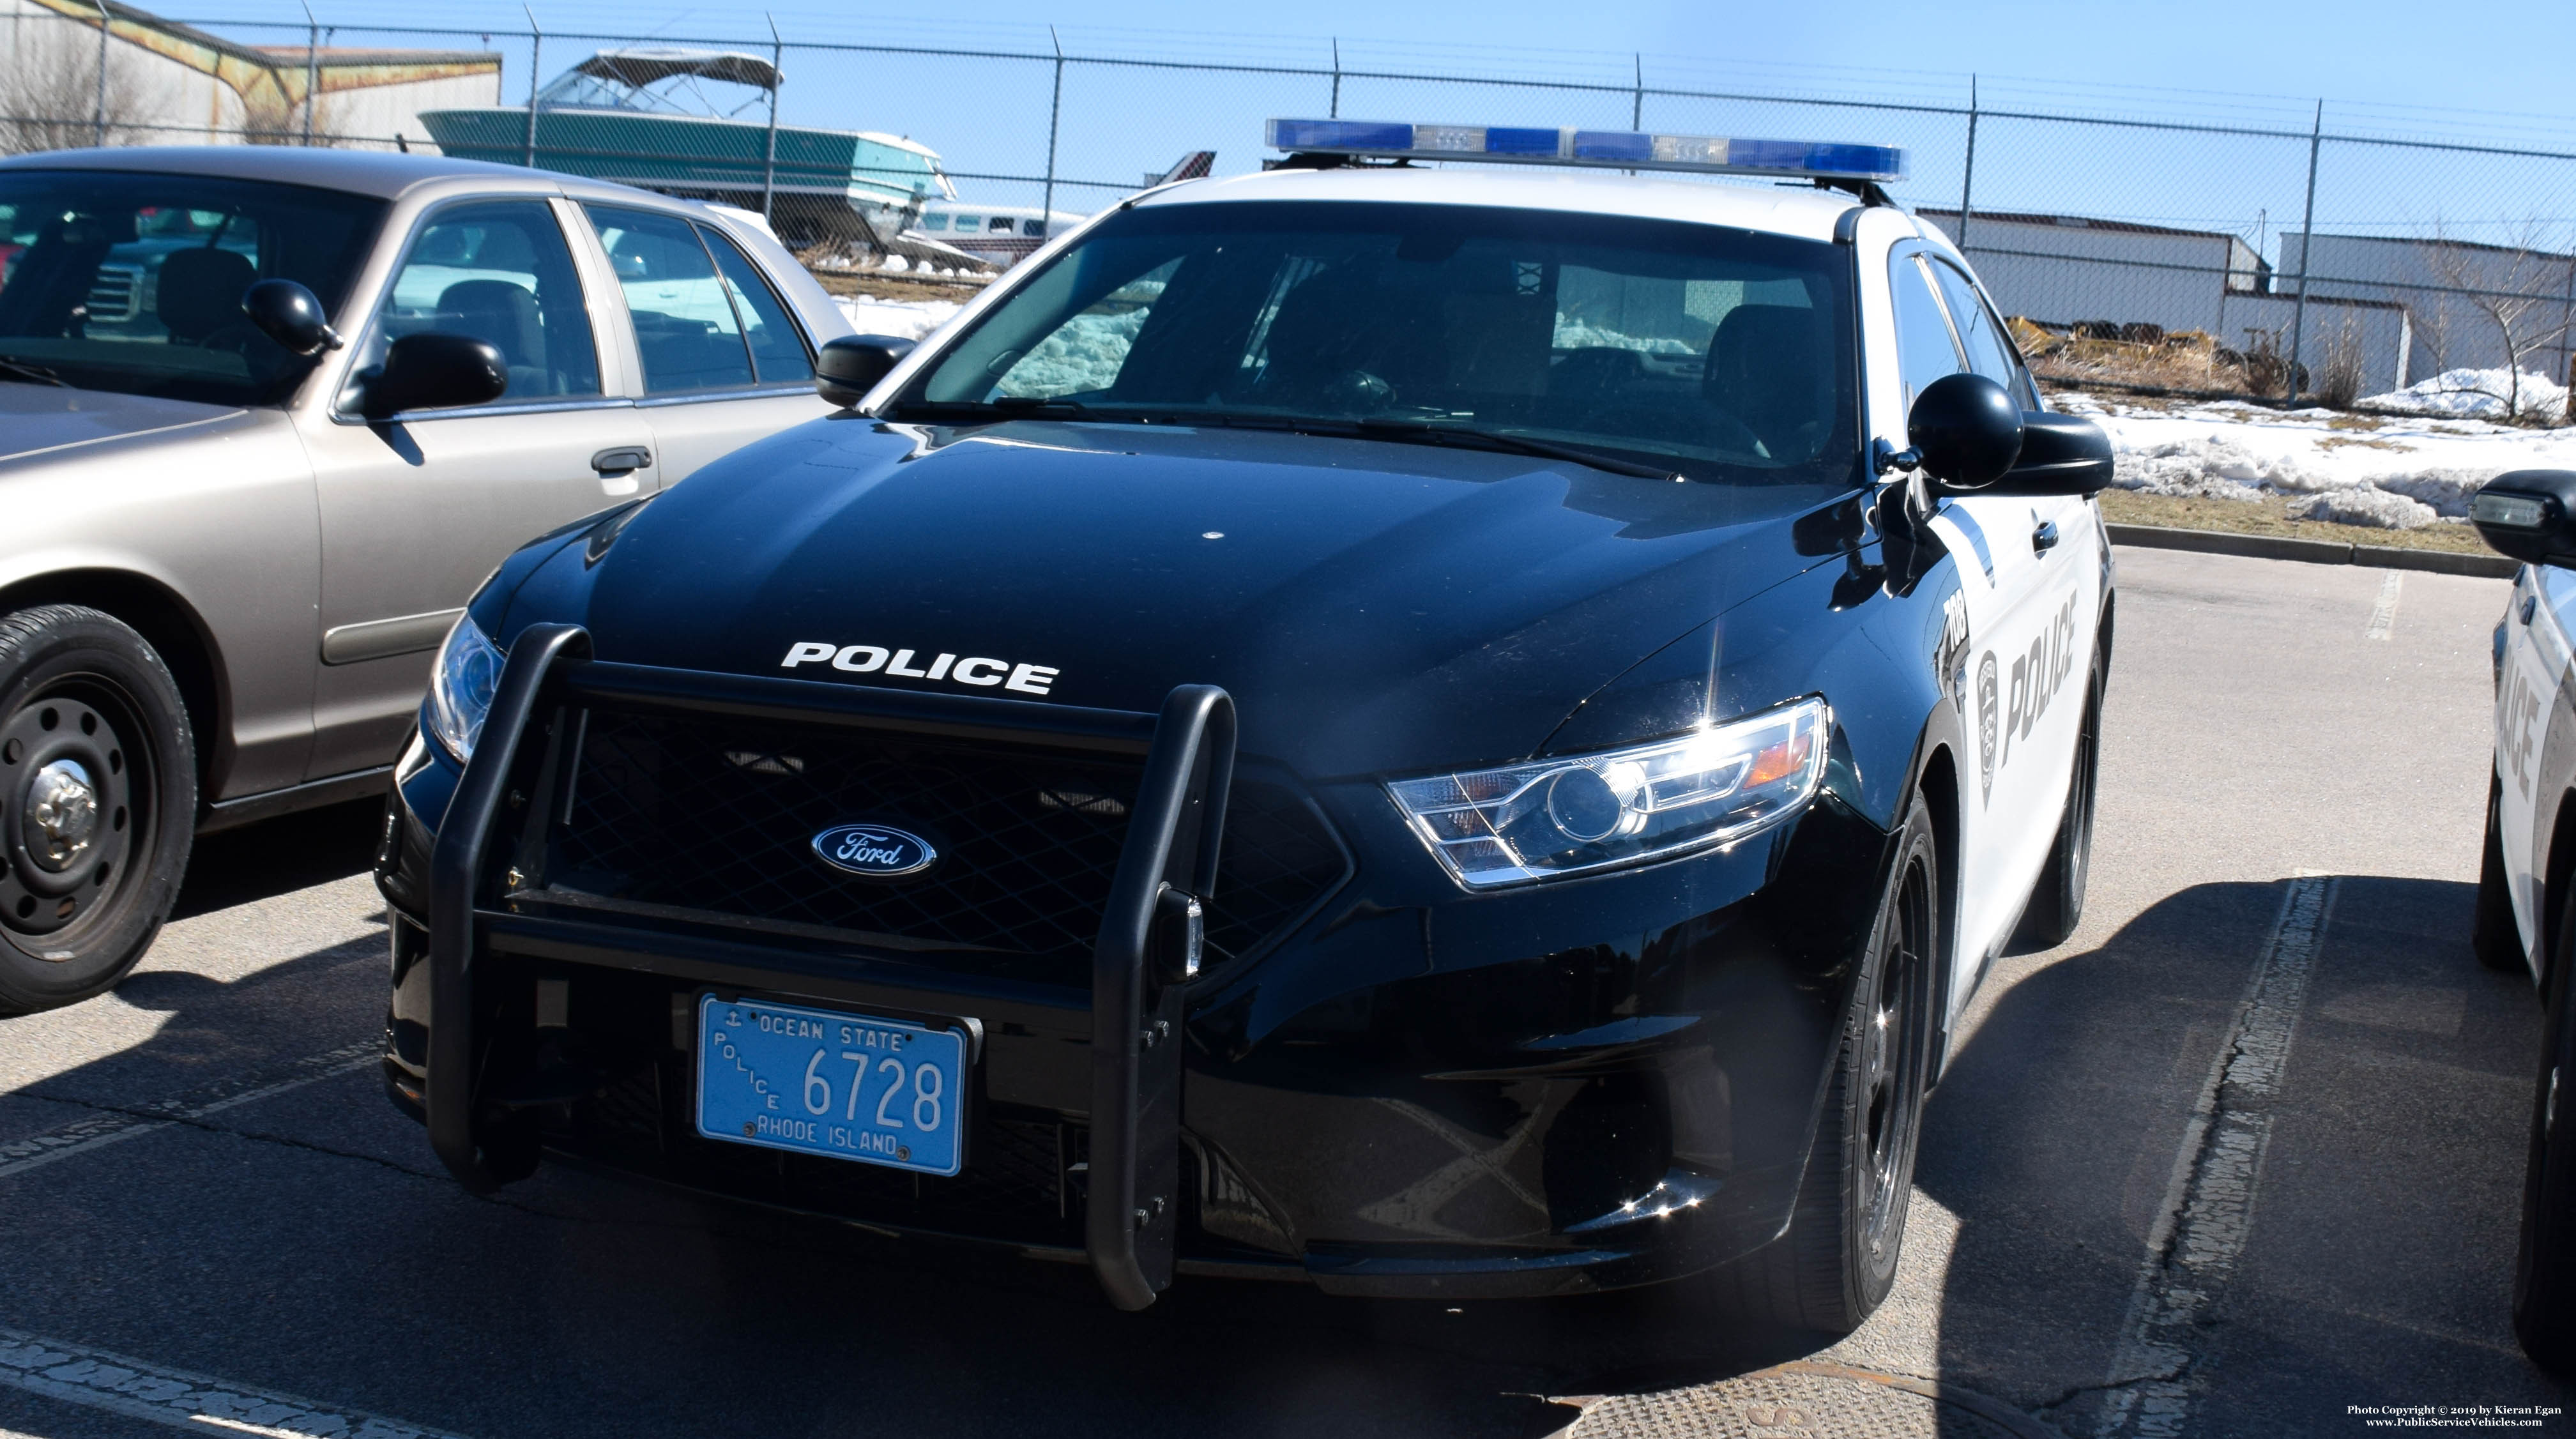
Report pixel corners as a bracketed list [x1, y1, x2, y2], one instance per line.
[377, 635, 1891, 1304]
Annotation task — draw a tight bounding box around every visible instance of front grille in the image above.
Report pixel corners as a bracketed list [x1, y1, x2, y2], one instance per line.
[546, 708, 1346, 974]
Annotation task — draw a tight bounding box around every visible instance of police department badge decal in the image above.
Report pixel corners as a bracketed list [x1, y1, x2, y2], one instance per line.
[1975, 651, 2001, 805]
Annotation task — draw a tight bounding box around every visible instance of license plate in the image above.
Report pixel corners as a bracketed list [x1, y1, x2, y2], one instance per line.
[694, 994, 967, 1176]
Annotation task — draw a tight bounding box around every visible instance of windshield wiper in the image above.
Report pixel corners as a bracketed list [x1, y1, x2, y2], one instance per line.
[886, 396, 1100, 421]
[880, 400, 1686, 482]
[1330, 415, 1681, 482]
[0, 356, 69, 388]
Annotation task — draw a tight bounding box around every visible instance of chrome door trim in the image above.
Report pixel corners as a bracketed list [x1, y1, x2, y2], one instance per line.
[321, 606, 463, 666]
[633, 385, 818, 407]
[328, 396, 642, 427]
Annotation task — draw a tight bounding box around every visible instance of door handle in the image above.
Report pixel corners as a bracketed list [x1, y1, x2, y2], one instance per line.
[591, 446, 652, 476]
[2032, 519, 2061, 554]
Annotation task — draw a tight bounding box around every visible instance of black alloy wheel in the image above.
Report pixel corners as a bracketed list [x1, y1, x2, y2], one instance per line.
[2018, 663, 2103, 950]
[2517, 879, 2576, 1374]
[0, 606, 194, 1014]
[1703, 790, 1940, 1334]
[2476, 777, 2528, 973]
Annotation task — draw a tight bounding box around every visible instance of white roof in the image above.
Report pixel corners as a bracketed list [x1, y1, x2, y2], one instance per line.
[852, 131, 943, 162]
[1135, 164, 1857, 244]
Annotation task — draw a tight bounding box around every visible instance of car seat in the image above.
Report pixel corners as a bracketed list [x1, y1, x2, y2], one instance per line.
[437, 278, 546, 397]
[1705, 304, 1833, 462]
[156, 247, 255, 346]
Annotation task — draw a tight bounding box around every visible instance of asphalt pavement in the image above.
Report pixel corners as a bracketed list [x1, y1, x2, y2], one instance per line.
[0, 544, 2562, 1438]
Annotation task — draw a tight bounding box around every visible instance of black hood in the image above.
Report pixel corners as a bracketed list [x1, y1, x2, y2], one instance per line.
[542, 418, 1843, 778]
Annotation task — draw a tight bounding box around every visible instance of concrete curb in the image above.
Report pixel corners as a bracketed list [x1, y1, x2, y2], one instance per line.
[2105, 522, 2517, 579]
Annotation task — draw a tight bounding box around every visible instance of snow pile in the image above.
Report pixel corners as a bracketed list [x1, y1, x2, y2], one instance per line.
[2289, 488, 2439, 529]
[2359, 368, 2570, 421]
[2115, 434, 2322, 500]
[1551, 319, 1697, 355]
[995, 307, 1148, 397]
[2059, 390, 2576, 528]
[834, 294, 964, 341]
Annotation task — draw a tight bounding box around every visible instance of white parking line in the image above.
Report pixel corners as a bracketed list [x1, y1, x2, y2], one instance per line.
[0, 1042, 379, 1182]
[0, 1327, 471, 1438]
[2096, 873, 2337, 1438]
[2366, 570, 2404, 641]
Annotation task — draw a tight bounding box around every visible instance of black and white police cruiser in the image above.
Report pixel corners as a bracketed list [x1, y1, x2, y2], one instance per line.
[375, 118, 2115, 1325]
[2465, 470, 2576, 1373]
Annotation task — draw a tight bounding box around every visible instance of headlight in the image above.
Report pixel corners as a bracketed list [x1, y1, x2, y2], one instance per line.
[425, 613, 505, 763]
[1387, 697, 1829, 889]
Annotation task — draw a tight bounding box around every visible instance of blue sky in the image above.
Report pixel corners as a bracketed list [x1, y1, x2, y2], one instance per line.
[179, 0, 2576, 253]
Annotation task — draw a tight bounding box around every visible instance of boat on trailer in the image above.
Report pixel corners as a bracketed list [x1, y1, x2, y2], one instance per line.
[419, 48, 974, 263]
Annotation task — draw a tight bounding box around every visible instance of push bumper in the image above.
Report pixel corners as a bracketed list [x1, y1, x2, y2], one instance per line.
[379, 631, 1886, 1305]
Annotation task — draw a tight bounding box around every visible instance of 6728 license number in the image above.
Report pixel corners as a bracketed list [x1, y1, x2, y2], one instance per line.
[694, 994, 966, 1176]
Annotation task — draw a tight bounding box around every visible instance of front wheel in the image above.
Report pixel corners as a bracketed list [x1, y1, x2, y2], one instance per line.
[2517, 881, 2576, 1373]
[0, 605, 195, 1014]
[2477, 778, 2527, 973]
[1700, 791, 1940, 1334]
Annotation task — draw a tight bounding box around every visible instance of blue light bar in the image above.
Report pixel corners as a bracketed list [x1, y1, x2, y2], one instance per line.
[1265, 118, 1907, 183]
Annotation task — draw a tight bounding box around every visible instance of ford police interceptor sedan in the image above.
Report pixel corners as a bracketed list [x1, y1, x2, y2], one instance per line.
[374, 119, 2115, 1325]
[2467, 469, 2576, 1373]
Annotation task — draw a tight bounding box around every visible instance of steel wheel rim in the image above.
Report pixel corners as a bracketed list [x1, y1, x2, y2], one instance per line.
[1859, 854, 1931, 1261]
[0, 676, 150, 953]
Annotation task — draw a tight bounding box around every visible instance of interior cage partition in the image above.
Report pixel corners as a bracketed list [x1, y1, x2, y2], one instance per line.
[425, 627, 1234, 1308]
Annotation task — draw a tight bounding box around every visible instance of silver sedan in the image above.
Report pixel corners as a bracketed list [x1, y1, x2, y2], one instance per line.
[0, 145, 855, 1011]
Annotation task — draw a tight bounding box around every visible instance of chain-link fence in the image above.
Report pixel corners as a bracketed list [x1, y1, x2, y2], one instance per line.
[10, 0, 2576, 418]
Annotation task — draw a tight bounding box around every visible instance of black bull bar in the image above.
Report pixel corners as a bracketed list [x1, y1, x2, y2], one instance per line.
[426, 623, 1236, 1310]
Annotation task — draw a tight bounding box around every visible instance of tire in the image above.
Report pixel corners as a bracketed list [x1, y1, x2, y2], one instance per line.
[2517, 882, 2576, 1373]
[1702, 791, 1940, 1334]
[0, 605, 194, 1014]
[2018, 662, 2103, 950]
[2478, 777, 2529, 973]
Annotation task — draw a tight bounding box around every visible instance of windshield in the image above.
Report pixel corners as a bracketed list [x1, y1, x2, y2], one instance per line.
[898, 199, 1858, 487]
[0, 170, 385, 406]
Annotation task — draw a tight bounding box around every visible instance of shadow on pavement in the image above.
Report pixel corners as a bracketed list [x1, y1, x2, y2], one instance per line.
[174, 797, 386, 921]
[1926, 874, 2572, 1435]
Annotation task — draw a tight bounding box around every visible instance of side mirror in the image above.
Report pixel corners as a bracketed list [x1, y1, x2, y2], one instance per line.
[1982, 411, 2114, 497]
[1905, 372, 2023, 491]
[357, 332, 508, 419]
[241, 278, 343, 357]
[816, 334, 917, 408]
[2472, 471, 2576, 568]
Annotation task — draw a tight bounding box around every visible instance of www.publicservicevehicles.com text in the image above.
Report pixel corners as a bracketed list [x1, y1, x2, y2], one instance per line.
[2351, 1406, 2563, 1428]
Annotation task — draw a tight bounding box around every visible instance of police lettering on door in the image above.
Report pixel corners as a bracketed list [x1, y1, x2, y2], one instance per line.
[1978, 591, 2082, 805]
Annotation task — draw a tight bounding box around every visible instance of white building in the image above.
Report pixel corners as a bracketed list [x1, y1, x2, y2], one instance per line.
[2, 0, 501, 151]
[2285, 231, 2576, 389]
[1914, 206, 2413, 397]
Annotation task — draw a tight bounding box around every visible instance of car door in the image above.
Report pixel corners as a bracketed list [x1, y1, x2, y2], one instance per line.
[2500, 565, 2576, 960]
[1928, 252, 2098, 851]
[579, 204, 830, 482]
[1886, 243, 2068, 964]
[296, 195, 657, 781]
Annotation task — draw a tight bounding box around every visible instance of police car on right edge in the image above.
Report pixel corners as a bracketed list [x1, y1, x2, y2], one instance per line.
[2468, 469, 2576, 1373]
[374, 118, 2114, 1328]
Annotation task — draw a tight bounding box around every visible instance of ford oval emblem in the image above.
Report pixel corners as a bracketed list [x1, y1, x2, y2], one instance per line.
[811, 823, 938, 879]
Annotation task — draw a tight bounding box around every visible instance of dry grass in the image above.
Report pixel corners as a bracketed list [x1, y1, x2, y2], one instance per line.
[2014, 317, 2259, 394]
[2096, 491, 2492, 554]
[801, 268, 991, 303]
